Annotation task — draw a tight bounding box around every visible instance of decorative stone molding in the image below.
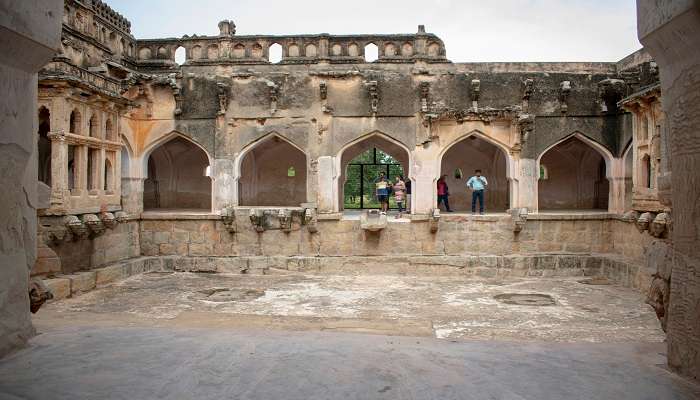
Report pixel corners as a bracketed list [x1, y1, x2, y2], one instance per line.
[517, 114, 534, 144]
[221, 206, 237, 233]
[99, 212, 117, 229]
[559, 81, 571, 113]
[249, 209, 265, 232]
[597, 78, 626, 113]
[364, 80, 379, 114]
[429, 208, 440, 233]
[29, 279, 53, 314]
[636, 212, 654, 233]
[64, 215, 88, 239]
[114, 211, 129, 223]
[360, 210, 387, 232]
[217, 82, 230, 115]
[304, 208, 318, 233]
[650, 212, 670, 238]
[622, 210, 640, 222]
[278, 210, 293, 233]
[509, 207, 529, 232]
[266, 81, 279, 113]
[81, 213, 105, 236]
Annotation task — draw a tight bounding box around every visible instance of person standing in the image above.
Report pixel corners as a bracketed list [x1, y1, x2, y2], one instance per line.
[466, 169, 488, 215]
[393, 175, 406, 218]
[437, 174, 453, 212]
[404, 179, 411, 214]
[375, 172, 390, 214]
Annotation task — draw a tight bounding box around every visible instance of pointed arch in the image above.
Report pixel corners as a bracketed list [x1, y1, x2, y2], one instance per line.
[438, 130, 513, 212]
[142, 132, 212, 211]
[38, 106, 51, 186]
[537, 132, 612, 211]
[235, 132, 308, 207]
[336, 130, 413, 211]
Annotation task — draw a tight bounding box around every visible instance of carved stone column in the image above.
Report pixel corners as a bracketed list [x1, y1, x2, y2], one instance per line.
[47, 131, 68, 211]
[316, 156, 336, 213]
[518, 158, 538, 212]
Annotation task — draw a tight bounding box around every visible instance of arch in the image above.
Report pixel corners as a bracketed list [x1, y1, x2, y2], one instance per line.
[141, 131, 213, 174]
[401, 42, 413, 57]
[537, 133, 612, 211]
[305, 43, 317, 57]
[105, 116, 115, 141]
[438, 131, 511, 212]
[251, 43, 263, 58]
[348, 43, 359, 57]
[287, 43, 300, 57]
[69, 108, 81, 135]
[384, 42, 396, 57]
[38, 106, 51, 186]
[641, 153, 652, 189]
[157, 46, 168, 59]
[191, 45, 202, 60]
[143, 134, 212, 211]
[364, 43, 378, 62]
[336, 131, 412, 212]
[237, 133, 308, 207]
[268, 43, 282, 63]
[104, 158, 114, 192]
[88, 113, 99, 138]
[138, 47, 151, 60]
[232, 43, 246, 58]
[174, 46, 186, 65]
[427, 42, 440, 57]
[331, 43, 342, 56]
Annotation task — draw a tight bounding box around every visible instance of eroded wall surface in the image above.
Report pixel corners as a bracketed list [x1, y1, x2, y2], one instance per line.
[637, 0, 700, 379]
[0, 0, 61, 356]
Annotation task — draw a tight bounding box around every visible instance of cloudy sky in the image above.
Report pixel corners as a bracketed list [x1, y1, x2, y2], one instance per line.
[110, 0, 641, 62]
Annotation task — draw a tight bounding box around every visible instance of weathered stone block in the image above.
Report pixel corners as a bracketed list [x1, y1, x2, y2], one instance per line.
[95, 263, 130, 286]
[44, 278, 71, 301]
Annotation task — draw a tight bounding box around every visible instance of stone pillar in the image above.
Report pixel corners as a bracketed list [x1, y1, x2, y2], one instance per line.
[213, 158, 234, 211]
[75, 145, 88, 194]
[47, 131, 67, 211]
[98, 147, 106, 194]
[519, 158, 538, 212]
[121, 177, 144, 215]
[0, 0, 62, 357]
[411, 153, 438, 215]
[607, 158, 626, 214]
[316, 156, 336, 213]
[637, 0, 700, 379]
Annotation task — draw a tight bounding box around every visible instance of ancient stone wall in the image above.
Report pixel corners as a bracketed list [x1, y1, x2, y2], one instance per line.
[0, 0, 62, 357]
[637, 0, 700, 379]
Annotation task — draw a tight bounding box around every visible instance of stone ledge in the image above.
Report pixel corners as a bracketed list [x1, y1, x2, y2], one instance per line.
[141, 211, 220, 220]
[529, 212, 616, 220]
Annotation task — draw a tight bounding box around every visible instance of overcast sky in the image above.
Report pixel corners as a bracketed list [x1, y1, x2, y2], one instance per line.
[110, 0, 641, 62]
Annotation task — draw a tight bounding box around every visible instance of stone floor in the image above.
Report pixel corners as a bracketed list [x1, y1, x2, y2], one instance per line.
[1, 272, 698, 399]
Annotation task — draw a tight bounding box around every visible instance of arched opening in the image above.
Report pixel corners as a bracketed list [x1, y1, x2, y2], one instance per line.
[639, 115, 649, 141]
[104, 158, 113, 192]
[105, 117, 115, 141]
[364, 43, 378, 62]
[174, 46, 186, 65]
[144, 136, 211, 211]
[233, 43, 245, 58]
[88, 114, 98, 138]
[251, 43, 263, 58]
[641, 154, 652, 189]
[538, 136, 609, 211]
[38, 107, 51, 186]
[339, 134, 409, 211]
[69, 108, 81, 135]
[440, 135, 509, 212]
[239, 136, 307, 206]
[268, 43, 282, 63]
[305, 44, 317, 57]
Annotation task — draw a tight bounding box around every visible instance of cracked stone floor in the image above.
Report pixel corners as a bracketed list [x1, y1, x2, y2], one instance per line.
[1, 272, 699, 399]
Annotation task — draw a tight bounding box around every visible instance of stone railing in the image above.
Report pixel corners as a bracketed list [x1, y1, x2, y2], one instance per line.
[40, 59, 123, 96]
[135, 24, 448, 67]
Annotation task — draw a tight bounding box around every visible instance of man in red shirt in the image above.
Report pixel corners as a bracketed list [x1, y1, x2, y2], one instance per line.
[437, 175, 453, 212]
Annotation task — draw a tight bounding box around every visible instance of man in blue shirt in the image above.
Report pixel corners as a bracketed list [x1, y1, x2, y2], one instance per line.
[466, 169, 488, 215]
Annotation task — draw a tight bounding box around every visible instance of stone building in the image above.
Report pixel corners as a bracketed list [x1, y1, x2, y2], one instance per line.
[3, 0, 697, 381]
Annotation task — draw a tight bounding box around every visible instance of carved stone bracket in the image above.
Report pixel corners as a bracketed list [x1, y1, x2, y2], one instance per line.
[509, 207, 528, 232]
[249, 209, 265, 232]
[221, 205, 237, 233]
[650, 212, 671, 238]
[278, 209, 293, 233]
[81, 213, 105, 237]
[429, 208, 440, 233]
[360, 209, 386, 232]
[597, 78, 626, 113]
[319, 80, 327, 100]
[267, 81, 279, 114]
[64, 215, 88, 240]
[114, 211, 129, 223]
[99, 212, 117, 229]
[517, 113, 534, 145]
[304, 208, 318, 233]
[522, 78, 534, 111]
[636, 212, 654, 233]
